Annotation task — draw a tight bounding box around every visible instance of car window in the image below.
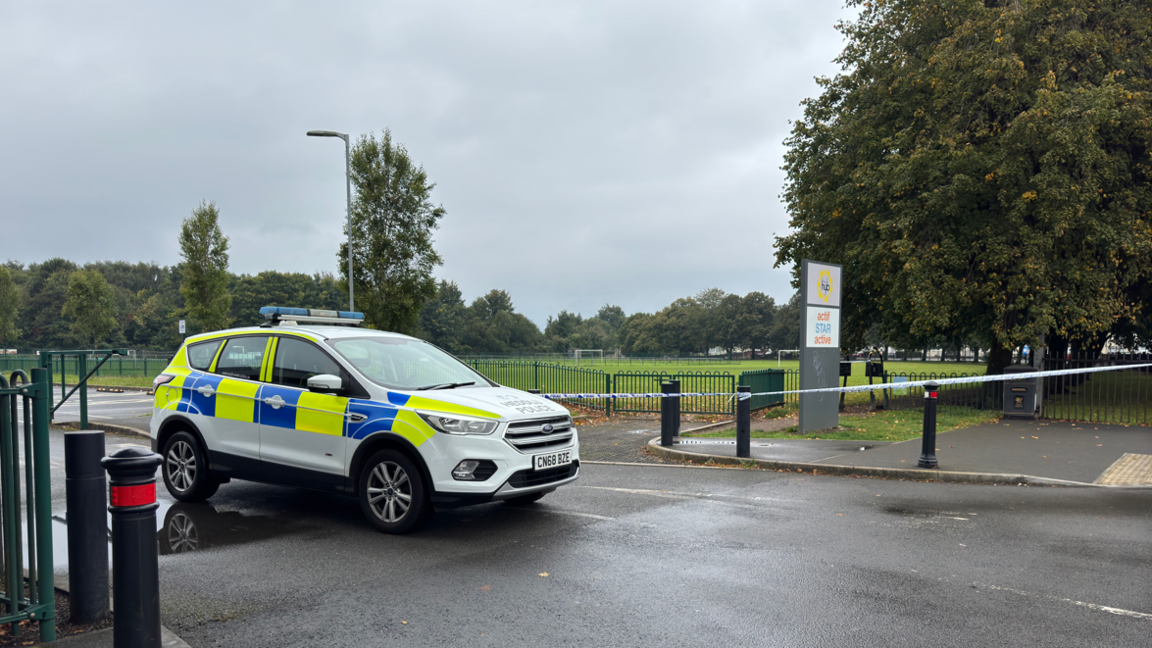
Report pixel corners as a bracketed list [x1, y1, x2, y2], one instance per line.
[215, 336, 269, 381]
[187, 340, 222, 371]
[330, 337, 490, 390]
[273, 338, 347, 389]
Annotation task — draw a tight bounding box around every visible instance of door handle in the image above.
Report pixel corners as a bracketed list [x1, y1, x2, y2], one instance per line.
[264, 395, 285, 409]
[197, 385, 216, 397]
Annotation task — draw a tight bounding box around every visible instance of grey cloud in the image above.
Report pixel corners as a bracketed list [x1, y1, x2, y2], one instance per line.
[1, 0, 852, 326]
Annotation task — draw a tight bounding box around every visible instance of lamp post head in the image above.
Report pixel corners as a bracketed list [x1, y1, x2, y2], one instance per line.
[307, 130, 348, 141]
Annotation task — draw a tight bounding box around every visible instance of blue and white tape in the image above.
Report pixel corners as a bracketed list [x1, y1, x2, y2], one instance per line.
[538, 362, 1152, 401]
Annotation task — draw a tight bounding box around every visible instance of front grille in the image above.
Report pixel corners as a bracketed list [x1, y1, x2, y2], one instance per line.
[506, 461, 579, 489]
[503, 416, 574, 453]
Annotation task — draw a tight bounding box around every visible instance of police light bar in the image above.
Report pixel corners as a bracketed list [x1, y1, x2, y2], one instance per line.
[259, 306, 365, 326]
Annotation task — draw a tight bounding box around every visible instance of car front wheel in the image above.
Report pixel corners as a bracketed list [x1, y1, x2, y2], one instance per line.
[358, 450, 433, 534]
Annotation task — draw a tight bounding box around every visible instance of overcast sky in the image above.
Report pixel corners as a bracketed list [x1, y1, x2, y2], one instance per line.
[2, 1, 852, 327]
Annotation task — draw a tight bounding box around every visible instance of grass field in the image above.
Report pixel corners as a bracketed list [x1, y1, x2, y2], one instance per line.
[695, 406, 998, 442]
[539, 358, 985, 383]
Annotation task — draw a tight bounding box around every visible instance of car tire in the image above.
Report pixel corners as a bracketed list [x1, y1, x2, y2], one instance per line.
[358, 449, 433, 534]
[505, 491, 546, 506]
[162, 431, 219, 502]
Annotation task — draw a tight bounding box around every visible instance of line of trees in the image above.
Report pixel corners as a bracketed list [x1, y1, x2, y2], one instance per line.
[0, 256, 798, 357]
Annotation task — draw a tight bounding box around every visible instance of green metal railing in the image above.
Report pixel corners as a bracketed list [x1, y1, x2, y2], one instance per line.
[467, 361, 612, 414]
[611, 370, 736, 416]
[738, 369, 786, 411]
[0, 369, 56, 642]
[0, 355, 170, 380]
[37, 349, 129, 430]
[881, 371, 987, 412]
[464, 360, 790, 417]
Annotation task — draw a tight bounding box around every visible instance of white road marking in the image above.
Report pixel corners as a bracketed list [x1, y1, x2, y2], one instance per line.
[974, 582, 1152, 620]
[585, 486, 712, 499]
[546, 510, 615, 521]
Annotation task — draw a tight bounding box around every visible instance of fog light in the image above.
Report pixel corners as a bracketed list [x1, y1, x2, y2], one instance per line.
[452, 460, 480, 481]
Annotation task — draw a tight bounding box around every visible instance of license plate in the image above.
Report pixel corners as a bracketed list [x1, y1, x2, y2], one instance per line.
[533, 449, 572, 471]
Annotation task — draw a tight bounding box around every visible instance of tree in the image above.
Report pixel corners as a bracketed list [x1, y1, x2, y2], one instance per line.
[22, 259, 77, 348]
[776, 0, 1152, 373]
[462, 290, 540, 353]
[419, 280, 468, 354]
[62, 269, 118, 348]
[0, 267, 20, 346]
[737, 292, 775, 358]
[769, 292, 801, 353]
[342, 130, 444, 335]
[179, 200, 232, 333]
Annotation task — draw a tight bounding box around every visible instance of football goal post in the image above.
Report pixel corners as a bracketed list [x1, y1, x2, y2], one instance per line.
[571, 349, 604, 365]
[777, 349, 800, 367]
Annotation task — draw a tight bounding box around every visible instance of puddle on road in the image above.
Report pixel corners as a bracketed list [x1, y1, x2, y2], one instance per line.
[27, 499, 308, 573]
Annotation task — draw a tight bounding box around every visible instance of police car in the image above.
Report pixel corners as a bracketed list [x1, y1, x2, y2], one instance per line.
[150, 307, 579, 533]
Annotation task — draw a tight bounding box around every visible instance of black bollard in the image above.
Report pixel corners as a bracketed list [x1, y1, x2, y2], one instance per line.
[660, 381, 675, 447]
[64, 430, 109, 624]
[102, 447, 163, 648]
[918, 381, 939, 469]
[669, 379, 681, 437]
[736, 386, 751, 459]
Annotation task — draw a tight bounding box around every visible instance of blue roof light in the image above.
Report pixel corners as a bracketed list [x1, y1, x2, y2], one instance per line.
[260, 306, 365, 324]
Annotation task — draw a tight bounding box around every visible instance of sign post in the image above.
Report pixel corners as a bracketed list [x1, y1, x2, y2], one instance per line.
[799, 259, 842, 433]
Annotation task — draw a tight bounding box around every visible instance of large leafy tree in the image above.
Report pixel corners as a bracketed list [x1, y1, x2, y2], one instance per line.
[178, 200, 232, 333]
[343, 130, 444, 335]
[62, 269, 118, 347]
[776, 0, 1152, 372]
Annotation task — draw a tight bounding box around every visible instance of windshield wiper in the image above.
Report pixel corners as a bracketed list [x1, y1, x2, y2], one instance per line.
[416, 381, 476, 391]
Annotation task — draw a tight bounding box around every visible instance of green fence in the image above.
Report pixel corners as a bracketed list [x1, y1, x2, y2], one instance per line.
[0, 355, 170, 380]
[0, 370, 56, 642]
[611, 370, 736, 416]
[881, 371, 988, 412]
[738, 369, 786, 411]
[463, 361, 798, 417]
[466, 361, 612, 414]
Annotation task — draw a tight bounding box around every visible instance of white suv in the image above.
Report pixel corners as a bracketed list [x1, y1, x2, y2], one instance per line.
[150, 307, 579, 533]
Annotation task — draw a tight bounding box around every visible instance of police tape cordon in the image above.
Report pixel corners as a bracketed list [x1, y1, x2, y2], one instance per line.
[536, 362, 1152, 401]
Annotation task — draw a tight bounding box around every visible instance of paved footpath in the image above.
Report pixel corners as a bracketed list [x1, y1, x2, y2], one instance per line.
[653, 420, 1152, 486]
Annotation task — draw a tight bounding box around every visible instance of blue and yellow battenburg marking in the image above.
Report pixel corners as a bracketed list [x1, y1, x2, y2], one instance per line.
[155, 337, 500, 447]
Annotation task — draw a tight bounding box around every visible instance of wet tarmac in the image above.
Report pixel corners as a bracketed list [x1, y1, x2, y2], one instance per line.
[40, 428, 1152, 647]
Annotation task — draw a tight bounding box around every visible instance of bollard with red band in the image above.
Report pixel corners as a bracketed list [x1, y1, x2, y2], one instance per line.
[918, 381, 939, 469]
[101, 446, 163, 648]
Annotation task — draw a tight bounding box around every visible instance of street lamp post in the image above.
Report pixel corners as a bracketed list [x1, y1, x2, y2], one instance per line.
[307, 130, 354, 312]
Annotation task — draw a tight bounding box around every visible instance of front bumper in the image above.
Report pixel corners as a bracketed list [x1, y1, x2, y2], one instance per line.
[430, 461, 580, 509]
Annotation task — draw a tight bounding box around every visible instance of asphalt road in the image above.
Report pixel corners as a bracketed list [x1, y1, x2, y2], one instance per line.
[44, 430, 1152, 648]
[17, 388, 156, 430]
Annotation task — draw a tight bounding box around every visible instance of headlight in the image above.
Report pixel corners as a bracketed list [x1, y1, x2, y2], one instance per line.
[417, 411, 500, 435]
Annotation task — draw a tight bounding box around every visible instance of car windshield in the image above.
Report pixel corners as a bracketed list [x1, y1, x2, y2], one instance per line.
[329, 337, 491, 391]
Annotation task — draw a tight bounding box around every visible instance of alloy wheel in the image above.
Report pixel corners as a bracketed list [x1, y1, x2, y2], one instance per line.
[366, 461, 412, 523]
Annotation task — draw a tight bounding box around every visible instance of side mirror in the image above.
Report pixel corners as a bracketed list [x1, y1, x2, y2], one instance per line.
[307, 374, 344, 394]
